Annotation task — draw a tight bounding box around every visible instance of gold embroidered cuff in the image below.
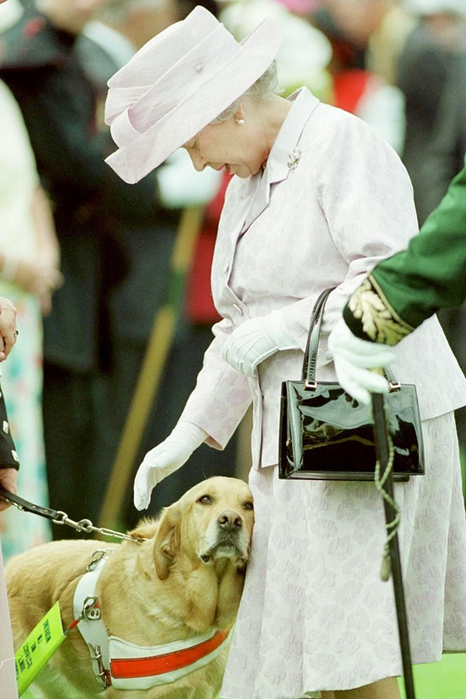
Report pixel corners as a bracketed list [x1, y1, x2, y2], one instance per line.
[345, 276, 415, 346]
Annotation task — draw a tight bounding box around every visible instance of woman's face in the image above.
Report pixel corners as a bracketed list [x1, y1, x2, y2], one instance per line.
[183, 116, 269, 178]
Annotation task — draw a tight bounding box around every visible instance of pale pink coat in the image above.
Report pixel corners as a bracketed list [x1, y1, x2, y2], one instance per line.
[180, 88, 466, 697]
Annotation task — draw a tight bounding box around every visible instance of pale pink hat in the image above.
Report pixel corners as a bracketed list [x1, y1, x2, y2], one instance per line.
[104, 5, 282, 184]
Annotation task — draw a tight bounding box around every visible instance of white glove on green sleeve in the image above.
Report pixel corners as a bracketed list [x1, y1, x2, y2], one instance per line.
[222, 310, 297, 377]
[133, 422, 207, 510]
[328, 319, 397, 406]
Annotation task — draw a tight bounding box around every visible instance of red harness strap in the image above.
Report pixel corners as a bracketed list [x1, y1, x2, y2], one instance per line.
[110, 629, 230, 679]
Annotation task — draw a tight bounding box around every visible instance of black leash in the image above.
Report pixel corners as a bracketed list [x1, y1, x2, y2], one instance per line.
[0, 488, 144, 543]
[372, 393, 417, 699]
[0, 488, 62, 520]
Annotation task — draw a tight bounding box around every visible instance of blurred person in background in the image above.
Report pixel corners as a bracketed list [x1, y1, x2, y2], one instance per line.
[219, 0, 333, 100]
[0, 0, 183, 534]
[312, 0, 418, 162]
[323, 0, 417, 87]
[0, 294, 21, 699]
[76, 0, 230, 527]
[398, 0, 466, 224]
[78, 0, 179, 89]
[0, 0, 62, 561]
[311, 3, 406, 153]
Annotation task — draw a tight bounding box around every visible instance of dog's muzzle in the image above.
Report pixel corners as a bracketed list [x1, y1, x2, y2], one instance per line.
[199, 510, 249, 563]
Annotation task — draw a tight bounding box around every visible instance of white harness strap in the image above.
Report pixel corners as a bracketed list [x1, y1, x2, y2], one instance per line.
[72, 550, 233, 691]
[72, 550, 112, 689]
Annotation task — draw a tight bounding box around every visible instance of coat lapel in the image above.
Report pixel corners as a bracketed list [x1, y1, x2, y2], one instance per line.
[218, 88, 321, 294]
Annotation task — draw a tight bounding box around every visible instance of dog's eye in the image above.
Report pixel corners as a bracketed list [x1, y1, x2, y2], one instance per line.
[197, 495, 212, 505]
[243, 501, 254, 511]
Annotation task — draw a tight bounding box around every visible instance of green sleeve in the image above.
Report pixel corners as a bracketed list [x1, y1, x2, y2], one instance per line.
[344, 164, 466, 344]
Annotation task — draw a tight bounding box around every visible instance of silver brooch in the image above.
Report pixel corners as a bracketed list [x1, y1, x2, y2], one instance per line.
[287, 148, 301, 171]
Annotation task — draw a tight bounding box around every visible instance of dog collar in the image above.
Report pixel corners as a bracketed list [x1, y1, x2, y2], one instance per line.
[73, 550, 232, 690]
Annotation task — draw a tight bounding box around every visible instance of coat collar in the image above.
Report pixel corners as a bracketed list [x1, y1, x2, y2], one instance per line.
[241, 87, 320, 232]
[266, 86, 320, 184]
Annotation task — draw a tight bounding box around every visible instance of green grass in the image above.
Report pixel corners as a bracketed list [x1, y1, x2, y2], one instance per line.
[399, 654, 466, 699]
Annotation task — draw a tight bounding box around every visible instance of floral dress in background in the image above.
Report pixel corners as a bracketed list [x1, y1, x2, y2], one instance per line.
[0, 80, 51, 560]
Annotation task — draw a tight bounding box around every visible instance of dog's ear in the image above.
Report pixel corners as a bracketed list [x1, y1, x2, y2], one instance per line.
[153, 503, 181, 580]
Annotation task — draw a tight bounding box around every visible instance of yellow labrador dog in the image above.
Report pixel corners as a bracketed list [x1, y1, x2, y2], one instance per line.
[6, 476, 254, 699]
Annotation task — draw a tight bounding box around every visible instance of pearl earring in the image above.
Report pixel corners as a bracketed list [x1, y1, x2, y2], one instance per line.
[236, 118, 245, 126]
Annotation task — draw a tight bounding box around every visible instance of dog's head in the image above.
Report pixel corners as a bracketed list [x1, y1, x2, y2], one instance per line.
[146, 476, 254, 580]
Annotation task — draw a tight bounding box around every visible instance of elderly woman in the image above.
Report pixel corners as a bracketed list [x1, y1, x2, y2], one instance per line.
[104, 7, 466, 699]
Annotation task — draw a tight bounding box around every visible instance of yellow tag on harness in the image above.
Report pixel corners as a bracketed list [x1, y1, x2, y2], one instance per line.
[15, 600, 67, 696]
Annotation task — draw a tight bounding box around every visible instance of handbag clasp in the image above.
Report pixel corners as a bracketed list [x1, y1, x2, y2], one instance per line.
[304, 380, 317, 390]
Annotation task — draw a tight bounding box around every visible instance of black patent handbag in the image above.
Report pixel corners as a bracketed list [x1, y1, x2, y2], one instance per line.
[278, 288, 425, 481]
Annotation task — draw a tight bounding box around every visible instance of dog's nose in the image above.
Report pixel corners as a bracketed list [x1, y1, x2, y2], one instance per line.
[218, 510, 242, 530]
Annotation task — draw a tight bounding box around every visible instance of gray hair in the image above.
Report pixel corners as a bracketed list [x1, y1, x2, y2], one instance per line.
[211, 61, 282, 124]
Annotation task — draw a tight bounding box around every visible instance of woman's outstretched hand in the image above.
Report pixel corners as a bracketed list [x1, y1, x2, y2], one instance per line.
[133, 422, 207, 510]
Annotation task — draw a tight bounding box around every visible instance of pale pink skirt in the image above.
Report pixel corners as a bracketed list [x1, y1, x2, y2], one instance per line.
[221, 413, 466, 699]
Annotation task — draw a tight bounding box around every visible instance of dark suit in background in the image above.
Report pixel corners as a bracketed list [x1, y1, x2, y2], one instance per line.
[397, 19, 457, 225]
[0, 1, 178, 531]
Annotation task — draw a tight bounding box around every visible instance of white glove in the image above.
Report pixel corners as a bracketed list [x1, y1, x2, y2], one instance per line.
[222, 311, 297, 377]
[133, 422, 207, 510]
[328, 319, 397, 406]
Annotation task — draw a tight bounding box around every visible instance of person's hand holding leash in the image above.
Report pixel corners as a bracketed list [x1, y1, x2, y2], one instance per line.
[133, 422, 207, 510]
[222, 311, 297, 377]
[0, 468, 17, 512]
[0, 296, 18, 361]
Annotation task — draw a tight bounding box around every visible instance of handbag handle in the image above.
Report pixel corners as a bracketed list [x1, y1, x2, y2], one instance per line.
[302, 287, 400, 391]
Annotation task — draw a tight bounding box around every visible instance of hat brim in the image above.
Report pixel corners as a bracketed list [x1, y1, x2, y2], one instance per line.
[105, 19, 281, 184]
